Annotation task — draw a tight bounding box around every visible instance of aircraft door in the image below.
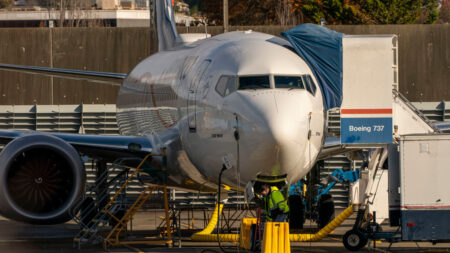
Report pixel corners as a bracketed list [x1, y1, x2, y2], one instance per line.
[187, 59, 211, 132]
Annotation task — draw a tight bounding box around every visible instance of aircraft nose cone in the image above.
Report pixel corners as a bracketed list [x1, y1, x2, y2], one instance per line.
[265, 98, 310, 176]
[235, 91, 314, 179]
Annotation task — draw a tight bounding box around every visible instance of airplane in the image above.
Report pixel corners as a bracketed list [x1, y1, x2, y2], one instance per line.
[0, 0, 336, 225]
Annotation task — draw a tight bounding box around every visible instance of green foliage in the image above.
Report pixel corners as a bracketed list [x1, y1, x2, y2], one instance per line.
[293, 0, 439, 24]
[201, 0, 283, 25]
[438, 2, 450, 23]
[0, 0, 11, 9]
[190, 4, 199, 15]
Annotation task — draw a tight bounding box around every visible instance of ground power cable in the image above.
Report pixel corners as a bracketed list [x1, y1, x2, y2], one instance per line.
[234, 116, 241, 253]
[200, 118, 249, 253]
[308, 112, 313, 249]
[211, 121, 248, 253]
[216, 165, 234, 253]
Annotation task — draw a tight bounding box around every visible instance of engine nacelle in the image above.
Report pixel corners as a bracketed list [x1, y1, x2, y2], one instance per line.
[0, 133, 85, 224]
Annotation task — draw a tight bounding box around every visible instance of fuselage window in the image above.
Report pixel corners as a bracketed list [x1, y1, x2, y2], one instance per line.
[275, 76, 304, 89]
[238, 76, 271, 90]
[216, 76, 237, 97]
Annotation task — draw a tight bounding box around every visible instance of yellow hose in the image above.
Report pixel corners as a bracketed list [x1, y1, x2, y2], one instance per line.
[191, 203, 354, 243]
[191, 204, 239, 242]
[289, 204, 354, 242]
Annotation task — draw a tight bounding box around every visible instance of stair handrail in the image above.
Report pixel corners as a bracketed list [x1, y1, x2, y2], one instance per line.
[392, 89, 441, 133]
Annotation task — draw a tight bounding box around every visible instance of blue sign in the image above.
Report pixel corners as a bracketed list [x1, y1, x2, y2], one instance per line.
[341, 117, 393, 144]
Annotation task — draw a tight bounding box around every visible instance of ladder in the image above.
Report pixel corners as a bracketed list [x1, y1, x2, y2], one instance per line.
[72, 158, 135, 248]
[103, 184, 172, 249]
[72, 149, 172, 249]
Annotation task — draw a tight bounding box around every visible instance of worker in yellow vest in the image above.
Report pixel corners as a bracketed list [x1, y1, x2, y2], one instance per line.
[260, 184, 290, 222]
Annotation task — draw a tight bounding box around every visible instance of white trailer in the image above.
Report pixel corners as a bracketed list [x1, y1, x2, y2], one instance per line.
[398, 134, 450, 241]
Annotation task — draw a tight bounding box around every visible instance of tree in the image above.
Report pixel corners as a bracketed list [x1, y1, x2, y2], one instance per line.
[201, 0, 300, 25]
[438, 0, 449, 23]
[0, 0, 11, 9]
[292, 0, 440, 25]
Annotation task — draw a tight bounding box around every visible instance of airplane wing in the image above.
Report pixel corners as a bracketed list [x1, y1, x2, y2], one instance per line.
[0, 63, 126, 85]
[317, 136, 349, 160]
[0, 130, 154, 159]
[0, 64, 149, 159]
[434, 122, 450, 132]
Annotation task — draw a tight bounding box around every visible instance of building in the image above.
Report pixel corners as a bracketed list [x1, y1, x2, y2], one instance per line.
[174, 0, 189, 15]
[0, 9, 151, 27]
[0, 0, 196, 27]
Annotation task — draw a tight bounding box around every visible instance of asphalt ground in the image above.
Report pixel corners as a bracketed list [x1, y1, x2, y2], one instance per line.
[0, 212, 449, 253]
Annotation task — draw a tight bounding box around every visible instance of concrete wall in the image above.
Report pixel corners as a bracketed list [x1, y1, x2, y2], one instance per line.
[0, 25, 448, 105]
[0, 27, 156, 104]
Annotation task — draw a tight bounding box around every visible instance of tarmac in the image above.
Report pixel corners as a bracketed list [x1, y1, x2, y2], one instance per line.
[0, 212, 449, 253]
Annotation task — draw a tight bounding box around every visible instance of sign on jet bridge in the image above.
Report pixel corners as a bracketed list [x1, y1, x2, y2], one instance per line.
[340, 109, 392, 144]
[340, 35, 397, 144]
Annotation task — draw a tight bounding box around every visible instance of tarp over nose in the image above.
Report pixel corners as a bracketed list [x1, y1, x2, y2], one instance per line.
[282, 24, 344, 110]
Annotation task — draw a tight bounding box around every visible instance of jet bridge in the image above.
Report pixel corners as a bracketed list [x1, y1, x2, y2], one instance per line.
[331, 31, 450, 249]
[285, 25, 448, 249]
[283, 24, 438, 145]
[340, 35, 437, 145]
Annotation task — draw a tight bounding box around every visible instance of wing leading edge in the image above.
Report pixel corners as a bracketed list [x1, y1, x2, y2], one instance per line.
[0, 130, 153, 159]
[0, 63, 126, 85]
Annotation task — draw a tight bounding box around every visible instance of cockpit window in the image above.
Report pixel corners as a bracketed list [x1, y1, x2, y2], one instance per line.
[238, 76, 271, 90]
[275, 76, 304, 89]
[303, 75, 317, 96]
[216, 76, 237, 97]
[275, 75, 317, 96]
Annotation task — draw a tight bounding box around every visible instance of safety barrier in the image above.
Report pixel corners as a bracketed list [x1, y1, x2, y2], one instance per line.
[262, 222, 291, 253]
[239, 218, 258, 249]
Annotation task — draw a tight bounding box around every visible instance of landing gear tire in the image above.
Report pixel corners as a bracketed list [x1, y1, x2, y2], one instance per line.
[343, 229, 368, 251]
[317, 194, 335, 228]
[288, 195, 305, 229]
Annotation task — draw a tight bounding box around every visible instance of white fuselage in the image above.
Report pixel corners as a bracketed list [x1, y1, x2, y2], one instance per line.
[116, 31, 325, 191]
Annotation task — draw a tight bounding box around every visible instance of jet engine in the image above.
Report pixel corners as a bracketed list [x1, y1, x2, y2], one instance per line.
[0, 133, 85, 224]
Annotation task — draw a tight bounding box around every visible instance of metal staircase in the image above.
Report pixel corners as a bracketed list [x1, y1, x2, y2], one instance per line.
[71, 150, 172, 249]
[103, 184, 172, 249]
[71, 158, 133, 248]
[392, 89, 441, 133]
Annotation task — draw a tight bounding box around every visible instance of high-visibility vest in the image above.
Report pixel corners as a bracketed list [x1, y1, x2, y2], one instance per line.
[263, 186, 289, 221]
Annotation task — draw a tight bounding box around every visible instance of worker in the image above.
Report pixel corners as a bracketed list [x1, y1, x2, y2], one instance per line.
[249, 185, 290, 251]
[260, 184, 289, 222]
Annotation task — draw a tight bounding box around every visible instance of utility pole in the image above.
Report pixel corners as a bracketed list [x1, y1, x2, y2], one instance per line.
[59, 0, 65, 27]
[223, 0, 228, 33]
[149, 0, 158, 54]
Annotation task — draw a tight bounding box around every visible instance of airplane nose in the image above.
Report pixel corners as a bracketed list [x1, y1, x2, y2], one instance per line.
[236, 91, 313, 179]
[265, 96, 310, 175]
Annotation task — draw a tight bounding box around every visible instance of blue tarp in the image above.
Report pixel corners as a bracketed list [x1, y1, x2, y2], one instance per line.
[282, 24, 344, 110]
